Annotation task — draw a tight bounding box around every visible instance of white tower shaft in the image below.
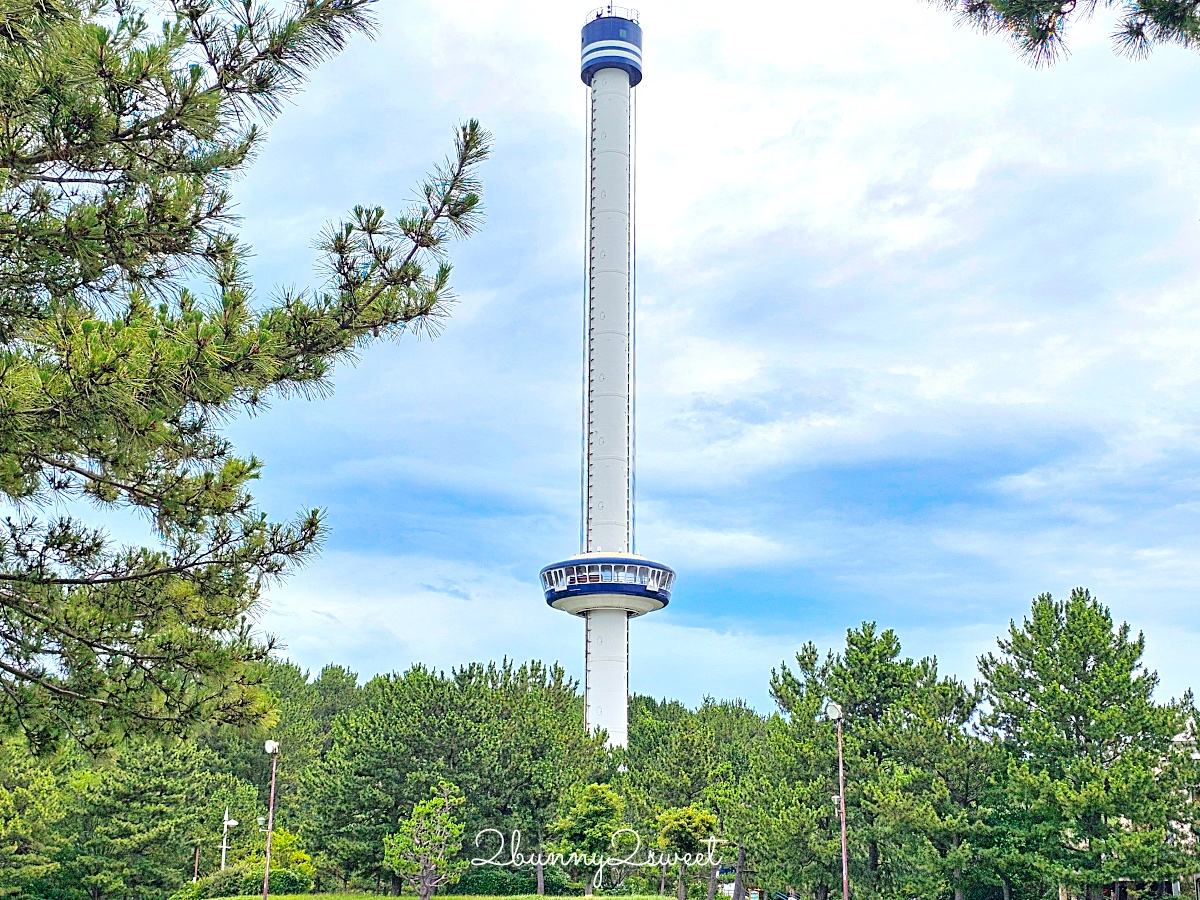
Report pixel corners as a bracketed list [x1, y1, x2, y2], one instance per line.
[586, 65, 633, 556]
[584, 65, 633, 747]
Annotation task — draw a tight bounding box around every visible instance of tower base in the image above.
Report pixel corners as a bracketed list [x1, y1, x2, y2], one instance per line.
[586, 608, 629, 746]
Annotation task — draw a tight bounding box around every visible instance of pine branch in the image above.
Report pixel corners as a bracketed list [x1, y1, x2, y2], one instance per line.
[0, 0, 487, 749]
[928, 0, 1200, 64]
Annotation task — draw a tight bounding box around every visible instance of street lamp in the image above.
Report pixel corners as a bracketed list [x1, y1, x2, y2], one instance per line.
[262, 740, 280, 900]
[221, 805, 239, 870]
[825, 701, 849, 900]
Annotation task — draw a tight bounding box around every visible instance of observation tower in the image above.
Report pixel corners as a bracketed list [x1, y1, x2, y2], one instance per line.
[540, 6, 674, 749]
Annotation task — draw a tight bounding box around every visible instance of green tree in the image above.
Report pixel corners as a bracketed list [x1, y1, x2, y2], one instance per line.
[45, 740, 259, 900]
[697, 700, 765, 900]
[929, 0, 1200, 66]
[758, 625, 996, 900]
[867, 674, 994, 900]
[625, 699, 718, 895]
[304, 665, 482, 886]
[655, 805, 719, 900]
[234, 825, 316, 876]
[753, 645, 846, 900]
[773, 626, 924, 897]
[551, 782, 625, 896]
[461, 660, 604, 895]
[307, 661, 600, 889]
[627, 697, 715, 816]
[200, 656, 363, 846]
[0, 0, 488, 751]
[202, 660, 315, 814]
[974, 766, 1045, 900]
[382, 781, 467, 900]
[311, 665, 363, 754]
[0, 741, 63, 895]
[979, 589, 1200, 898]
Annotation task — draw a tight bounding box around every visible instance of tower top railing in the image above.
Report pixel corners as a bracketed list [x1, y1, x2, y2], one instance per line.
[585, 5, 639, 23]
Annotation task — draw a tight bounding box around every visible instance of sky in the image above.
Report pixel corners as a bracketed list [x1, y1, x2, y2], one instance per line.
[213, 0, 1200, 710]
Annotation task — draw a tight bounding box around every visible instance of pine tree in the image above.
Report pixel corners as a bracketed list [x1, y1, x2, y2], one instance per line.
[46, 740, 259, 900]
[382, 781, 467, 900]
[625, 697, 718, 825]
[980, 589, 1200, 897]
[551, 783, 626, 896]
[461, 660, 604, 896]
[759, 639, 867, 900]
[304, 661, 602, 889]
[759, 625, 999, 900]
[655, 806, 719, 900]
[697, 700, 765, 900]
[304, 665, 479, 884]
[0, 741, 64, 895]
[0, 0, 489, 750]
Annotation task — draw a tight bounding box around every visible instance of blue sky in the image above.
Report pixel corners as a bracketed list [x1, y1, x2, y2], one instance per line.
[219, 0, 1200, 709]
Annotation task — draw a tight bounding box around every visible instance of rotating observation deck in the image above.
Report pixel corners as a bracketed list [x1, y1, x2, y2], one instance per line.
[540, 554, 674, 616]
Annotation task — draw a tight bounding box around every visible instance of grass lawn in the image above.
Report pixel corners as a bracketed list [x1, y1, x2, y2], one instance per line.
[213, 895, 669, 900]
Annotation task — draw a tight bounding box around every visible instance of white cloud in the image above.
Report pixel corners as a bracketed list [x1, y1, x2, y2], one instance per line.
[636, 517, 795, 571]
[223, 0, 1200, 708]
[263, 553, 579, 679]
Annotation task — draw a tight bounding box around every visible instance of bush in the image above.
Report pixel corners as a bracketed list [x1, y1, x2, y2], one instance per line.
[196, 868, 245, 900]
[450, 865, 578, 896]
[168, 883, 201, 900]
[452, 866, 534, 895]
[541, 866, 580, 895]
[243, 867, 315, 895]
[169, 866, 314, 900]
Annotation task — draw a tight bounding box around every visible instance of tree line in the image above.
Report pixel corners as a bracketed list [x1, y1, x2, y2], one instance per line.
[1, 589, 1195, 900]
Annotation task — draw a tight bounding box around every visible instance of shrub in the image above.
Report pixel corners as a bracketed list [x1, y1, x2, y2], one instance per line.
[541, 866, 580, 895]
[169, 865, 314, 900]
[167, 884, 201, 900]
[204, 868, 247, 900]
[452, 866, 533, 895]
[242, 867, 315, 895]
[450, 865, 578, 896]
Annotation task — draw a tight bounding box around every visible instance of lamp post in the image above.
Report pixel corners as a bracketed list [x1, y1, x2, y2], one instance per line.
[262, 740, 280, 900]
[221, 805, 239, 870]
[825, 701, 849, 900]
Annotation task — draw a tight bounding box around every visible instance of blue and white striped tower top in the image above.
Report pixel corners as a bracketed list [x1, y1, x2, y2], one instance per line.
[580, 7, 642, 87]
